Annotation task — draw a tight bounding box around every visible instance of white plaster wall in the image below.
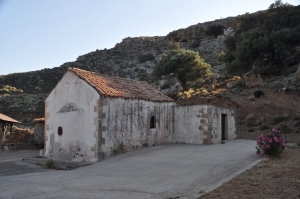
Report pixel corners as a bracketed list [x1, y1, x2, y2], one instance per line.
[99, 98, 174, 158]
[44, 71, 100, 162]
[174, 105, 236, 144]
[173, 106, 204, 144]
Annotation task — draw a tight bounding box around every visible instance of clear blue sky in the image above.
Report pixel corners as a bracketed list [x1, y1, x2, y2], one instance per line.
[0, 0, 299, 75]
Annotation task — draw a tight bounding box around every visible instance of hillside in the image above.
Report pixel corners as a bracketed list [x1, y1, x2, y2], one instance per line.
[0, 6, 300, 143]
[0, 16, 233, 119]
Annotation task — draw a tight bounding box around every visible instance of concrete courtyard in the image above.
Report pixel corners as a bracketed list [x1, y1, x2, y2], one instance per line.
[0, 140, 260, 199]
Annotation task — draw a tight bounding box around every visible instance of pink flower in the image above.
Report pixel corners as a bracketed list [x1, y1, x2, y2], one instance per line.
[259, 135, 265, 140]
[268, 138, 272, 143]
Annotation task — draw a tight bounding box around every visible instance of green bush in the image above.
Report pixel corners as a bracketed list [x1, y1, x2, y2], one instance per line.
[271, 116, 284, 125]
[245, 114, 255, 122]
[294, 121, 300, 127]
[0, 85, 23, 94]
[44, 159, 55, 169]
[260, 125, 269, 131]
[166, 41, 180, 50]
[190, 41, 200, 48]
[278, 125, 293, 134]
[247, 122, 255, 127]
[138, 53, 155, 63]
[294, 116, 300, 121]
[248, 128, 255, 132]
[217, 51, 226, 63]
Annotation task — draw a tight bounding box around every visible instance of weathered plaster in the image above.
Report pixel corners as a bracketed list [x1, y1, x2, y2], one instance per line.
[44, 71, 99, 162]
[173, 105, 236, 144]
[99, 98, 174, 159]
[45, 72, 237, 163]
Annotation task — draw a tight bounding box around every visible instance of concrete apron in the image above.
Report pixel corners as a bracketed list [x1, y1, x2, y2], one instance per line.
[0, 140, 260, 199]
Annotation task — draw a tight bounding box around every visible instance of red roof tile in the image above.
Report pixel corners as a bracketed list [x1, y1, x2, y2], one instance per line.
[68, 68, 174, 102]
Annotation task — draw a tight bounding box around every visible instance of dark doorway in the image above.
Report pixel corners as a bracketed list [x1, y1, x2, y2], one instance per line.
[221, 114, 228, 140]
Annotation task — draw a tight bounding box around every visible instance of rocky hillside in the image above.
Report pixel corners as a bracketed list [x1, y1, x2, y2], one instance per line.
[0, 16, 235, 119]
[1, 11, 300, 125]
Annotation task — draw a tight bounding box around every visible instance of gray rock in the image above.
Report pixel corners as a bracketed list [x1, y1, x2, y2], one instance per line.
[295, 64, 300, 81]
[227, 81, 238, 89]
[111, 65, 121, 71]
[207, 84, 214, 92]
[146, 68, 153, 74]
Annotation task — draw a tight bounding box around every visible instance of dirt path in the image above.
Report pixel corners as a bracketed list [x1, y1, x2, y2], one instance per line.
[198, 146, 300, 199]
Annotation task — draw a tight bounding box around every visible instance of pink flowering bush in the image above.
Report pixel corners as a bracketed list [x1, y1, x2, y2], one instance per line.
[256, 128, 286, 157]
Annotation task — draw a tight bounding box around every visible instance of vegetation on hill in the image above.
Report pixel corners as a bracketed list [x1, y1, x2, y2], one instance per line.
[154, 49, 211, 91]
[222, 0, 300, 76]
[1, 0, 300, 119]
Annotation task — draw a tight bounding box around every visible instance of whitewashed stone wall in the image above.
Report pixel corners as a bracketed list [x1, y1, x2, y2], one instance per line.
[98, 98, 174, 159]
[44, 72, 100, 162]
[173, 105, 236, 144]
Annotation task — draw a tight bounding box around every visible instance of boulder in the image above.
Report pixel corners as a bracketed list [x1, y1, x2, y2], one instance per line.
[282, 76, 297, 91]
[295, 64, 300, 81]
[227, 81, 238, 89]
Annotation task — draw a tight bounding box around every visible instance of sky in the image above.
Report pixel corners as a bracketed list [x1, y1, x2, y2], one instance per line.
[0, 0, 299, 75]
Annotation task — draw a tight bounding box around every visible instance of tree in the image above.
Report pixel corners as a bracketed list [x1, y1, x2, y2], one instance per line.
[154, 49, 211, 92]
[222, 1, 300, 76]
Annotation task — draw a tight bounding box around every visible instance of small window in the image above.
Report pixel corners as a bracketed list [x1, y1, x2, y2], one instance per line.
[150, 116, 156, 129]
[58, 126, 63, 136]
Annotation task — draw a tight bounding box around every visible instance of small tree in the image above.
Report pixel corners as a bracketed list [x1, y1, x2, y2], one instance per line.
[166, 41, 180, 50]
[154, 49, 211, 91]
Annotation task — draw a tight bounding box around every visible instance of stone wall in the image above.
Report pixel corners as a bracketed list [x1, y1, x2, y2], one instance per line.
[33, 122, 44, 144]
[173, 105, 236, 144]
[98, 99, 236, 161]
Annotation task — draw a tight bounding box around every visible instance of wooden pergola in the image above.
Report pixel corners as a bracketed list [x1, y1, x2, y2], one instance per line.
[0, 113, 20, 143]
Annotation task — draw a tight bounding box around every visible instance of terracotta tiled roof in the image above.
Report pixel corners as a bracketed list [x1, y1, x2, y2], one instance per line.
[0, 113, 20, 123]
[68, 68, 174, 102]
[33, 117, 45, 122]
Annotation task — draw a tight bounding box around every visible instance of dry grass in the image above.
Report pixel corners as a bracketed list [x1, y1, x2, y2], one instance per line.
[198, 146, 300, 199]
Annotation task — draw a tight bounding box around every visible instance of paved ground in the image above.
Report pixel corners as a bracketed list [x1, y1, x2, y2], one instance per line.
[0, 140, 260, 199]
[0, 149, 48, 177]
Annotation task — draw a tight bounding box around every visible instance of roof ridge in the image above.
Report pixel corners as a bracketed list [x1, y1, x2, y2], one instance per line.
[67, 67, 174, 102]
[69, 67, 149, 84]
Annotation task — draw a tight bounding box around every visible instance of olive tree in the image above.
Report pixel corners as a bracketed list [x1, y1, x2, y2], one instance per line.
[154, 49, 211, 92]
